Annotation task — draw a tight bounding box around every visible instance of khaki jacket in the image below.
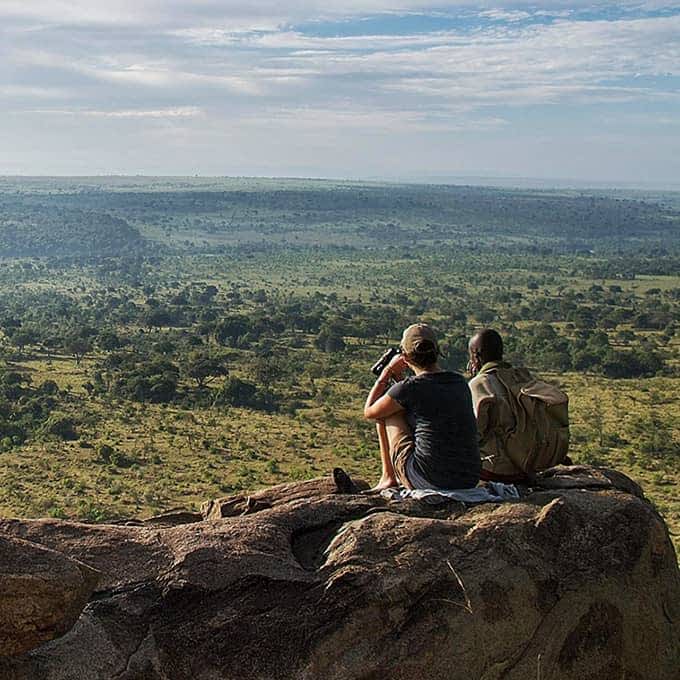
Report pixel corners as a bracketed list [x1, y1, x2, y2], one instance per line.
[468, 361, 569, 479]
[468, 361, 524, 478]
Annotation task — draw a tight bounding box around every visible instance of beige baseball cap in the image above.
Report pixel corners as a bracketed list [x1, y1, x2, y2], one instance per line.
[400, 323, 439, 356]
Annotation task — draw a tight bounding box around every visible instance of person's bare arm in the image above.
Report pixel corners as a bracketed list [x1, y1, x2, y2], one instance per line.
[363, 354, 407, 420]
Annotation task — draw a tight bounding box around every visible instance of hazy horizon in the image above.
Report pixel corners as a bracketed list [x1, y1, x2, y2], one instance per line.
[1, 173, 679, 193]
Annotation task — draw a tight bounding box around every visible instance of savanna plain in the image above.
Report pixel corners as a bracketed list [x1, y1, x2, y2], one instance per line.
[0, 177, 677, 556]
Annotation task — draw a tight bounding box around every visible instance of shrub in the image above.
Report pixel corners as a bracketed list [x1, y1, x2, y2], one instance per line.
[98, 444, 115, 463]
[213, 377, 278, 412]
[601, 349, 663, 378]
[41, 413, 78, 440]
[98, 443, 134, 467]
[39, 380, 59, 395]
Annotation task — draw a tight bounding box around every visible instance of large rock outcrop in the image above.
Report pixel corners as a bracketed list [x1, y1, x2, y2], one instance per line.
[0, 534, 99, 657]
[0, 465, 678, 679]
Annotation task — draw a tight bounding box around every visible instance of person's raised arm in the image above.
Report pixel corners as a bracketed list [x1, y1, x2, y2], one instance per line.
[363, 354, 407, 420]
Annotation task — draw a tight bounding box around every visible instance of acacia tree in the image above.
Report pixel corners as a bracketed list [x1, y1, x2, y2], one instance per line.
[41, 333, 62, 361]
[9, 328, 38, 356]
[186, 352, 228, 388]
[64, 335, 92, 365]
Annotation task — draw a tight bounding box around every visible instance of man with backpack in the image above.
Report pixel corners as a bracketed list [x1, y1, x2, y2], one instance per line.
[467, 329, 570, 483]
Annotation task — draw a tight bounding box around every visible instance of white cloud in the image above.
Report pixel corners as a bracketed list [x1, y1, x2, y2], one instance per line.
[2, 1, 679, 29]
[4, 10, 679, 110]
[0, 85, 71, 99]
[78, 66, 260, 94]
[1, 2, 679, 179]
[259, 14, 680, 104]
[0, 1, 162, 26]
[236, 105, 508, 133]
[0, 1, 438, 28]
[26, 106, 203, 118]
[479, 9, 532, 21]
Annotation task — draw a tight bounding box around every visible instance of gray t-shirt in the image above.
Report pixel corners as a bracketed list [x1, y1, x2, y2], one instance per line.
[388, 371, 480, 489]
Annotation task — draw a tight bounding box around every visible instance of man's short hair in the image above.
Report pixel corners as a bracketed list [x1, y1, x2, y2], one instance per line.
[474, 328, 503, 361]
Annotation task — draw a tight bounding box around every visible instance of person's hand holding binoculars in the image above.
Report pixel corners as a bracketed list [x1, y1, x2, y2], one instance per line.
[382, 353, 408, 382]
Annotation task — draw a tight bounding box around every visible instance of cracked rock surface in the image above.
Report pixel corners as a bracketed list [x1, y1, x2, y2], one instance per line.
[0, 466, 678, 679]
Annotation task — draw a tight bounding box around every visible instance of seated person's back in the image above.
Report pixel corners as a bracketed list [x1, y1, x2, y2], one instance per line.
[389, 370, 480, 489]
[467, 329, 569, 482]
[364, 323, 480, 491]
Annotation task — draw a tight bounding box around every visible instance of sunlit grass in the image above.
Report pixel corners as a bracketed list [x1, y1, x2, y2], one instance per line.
[1, 349, 677, 559]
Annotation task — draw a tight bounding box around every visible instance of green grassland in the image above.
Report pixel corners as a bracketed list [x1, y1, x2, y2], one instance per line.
[1, 345, 677, 554]
[0, 177, 678, 556]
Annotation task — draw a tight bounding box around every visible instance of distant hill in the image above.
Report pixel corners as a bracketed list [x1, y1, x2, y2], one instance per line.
[0, 178, 678, 255]
[0, 202, 152, 258]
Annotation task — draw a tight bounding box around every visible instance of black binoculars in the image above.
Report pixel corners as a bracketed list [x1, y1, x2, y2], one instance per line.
[371, 347, 400, 376]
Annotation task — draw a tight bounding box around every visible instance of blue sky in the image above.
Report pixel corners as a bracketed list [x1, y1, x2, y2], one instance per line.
[1, 1, 679, 184]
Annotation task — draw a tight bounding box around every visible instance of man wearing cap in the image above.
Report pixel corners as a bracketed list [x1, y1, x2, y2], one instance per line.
[364, 323, 480, 490]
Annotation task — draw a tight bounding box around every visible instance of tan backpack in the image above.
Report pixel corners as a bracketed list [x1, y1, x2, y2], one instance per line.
[472, 365, 570, 476]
